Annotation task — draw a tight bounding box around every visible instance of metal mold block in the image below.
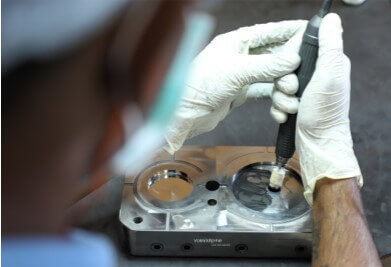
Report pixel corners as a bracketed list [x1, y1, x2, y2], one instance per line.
[120, 146, 312, 258]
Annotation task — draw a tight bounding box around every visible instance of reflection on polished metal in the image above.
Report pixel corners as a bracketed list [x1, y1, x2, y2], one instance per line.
[147, 170, 193, 202]
[120, 146, 312, 258]
[135, 160, 202, 210]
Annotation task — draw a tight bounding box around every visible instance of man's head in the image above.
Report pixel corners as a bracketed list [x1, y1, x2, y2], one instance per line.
[2, 0, 194, 234]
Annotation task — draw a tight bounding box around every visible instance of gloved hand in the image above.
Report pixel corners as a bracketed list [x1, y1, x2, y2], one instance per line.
[164, 20, 307, 154]
[293, 13, 363, 205]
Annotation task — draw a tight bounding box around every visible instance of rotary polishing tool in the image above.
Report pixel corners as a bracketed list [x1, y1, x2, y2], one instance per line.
[269, 0, 334, 191]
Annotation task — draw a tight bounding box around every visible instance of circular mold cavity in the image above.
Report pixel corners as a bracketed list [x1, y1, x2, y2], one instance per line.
[231, 163, 309, 222]
[135, 161, 202, 209]
[147, 170, 193, 202]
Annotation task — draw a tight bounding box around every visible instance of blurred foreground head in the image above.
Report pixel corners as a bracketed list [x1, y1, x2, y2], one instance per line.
[2, 0, 194, 235]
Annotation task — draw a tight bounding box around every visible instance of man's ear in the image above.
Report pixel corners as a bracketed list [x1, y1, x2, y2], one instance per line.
[75, 107, 125, 202]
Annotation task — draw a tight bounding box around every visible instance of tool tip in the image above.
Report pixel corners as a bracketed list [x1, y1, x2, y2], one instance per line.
[268, 168, 286, 192]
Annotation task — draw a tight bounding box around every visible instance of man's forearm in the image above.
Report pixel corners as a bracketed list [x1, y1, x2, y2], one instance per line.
[312, 178, 381, 267]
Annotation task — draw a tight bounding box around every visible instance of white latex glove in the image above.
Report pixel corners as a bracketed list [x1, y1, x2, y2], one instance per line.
[293, 13, 363, 205]
[342, 0, 366, 6]
[164, 20, 307, 154]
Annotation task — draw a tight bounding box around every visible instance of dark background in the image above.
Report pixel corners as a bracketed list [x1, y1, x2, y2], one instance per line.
[86, 0, 391, 266]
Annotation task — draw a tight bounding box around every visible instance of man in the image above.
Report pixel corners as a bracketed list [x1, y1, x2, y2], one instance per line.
[2, 0, 380, 266]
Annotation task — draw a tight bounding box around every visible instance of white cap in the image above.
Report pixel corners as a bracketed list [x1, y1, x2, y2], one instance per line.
[2, 0, 130, 71]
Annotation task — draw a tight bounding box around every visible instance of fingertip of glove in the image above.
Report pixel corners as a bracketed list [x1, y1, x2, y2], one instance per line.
[321, 13, 343, 34]
[272, 89, 299, 114]
[270, 106, 287, 124]
[319, 13, 344, 53]
[275, 74, 299, 95]
[323, 13, 342, 26]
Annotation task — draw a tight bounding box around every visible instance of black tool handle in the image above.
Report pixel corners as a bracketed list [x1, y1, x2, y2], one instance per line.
[275, 33, 319, 160]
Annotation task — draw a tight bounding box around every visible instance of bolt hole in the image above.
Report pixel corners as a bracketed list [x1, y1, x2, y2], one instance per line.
[182, 243, 193, 251]
[295, 245, 307, 253]
[151, 243, 164, 251]
[207, 199, 217, 206]
[205, 180, 220, 191]
[235, 244, 248, 253]
[133, 216, 143, 224]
